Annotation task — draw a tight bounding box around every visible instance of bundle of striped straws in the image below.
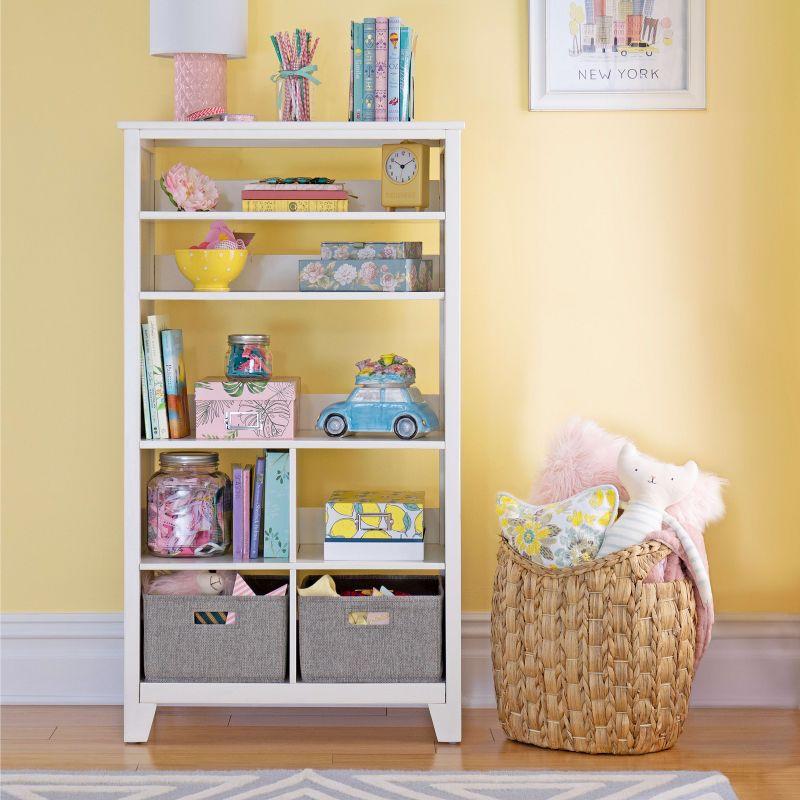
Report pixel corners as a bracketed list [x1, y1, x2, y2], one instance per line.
[270, 28, 320, 122]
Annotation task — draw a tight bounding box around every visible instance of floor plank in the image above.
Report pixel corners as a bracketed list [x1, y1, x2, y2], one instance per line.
[0, 706, 797, 800]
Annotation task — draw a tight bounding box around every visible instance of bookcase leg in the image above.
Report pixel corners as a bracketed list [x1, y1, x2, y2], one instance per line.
[428, 700, 461, 743]
[124, 702, 157, 743]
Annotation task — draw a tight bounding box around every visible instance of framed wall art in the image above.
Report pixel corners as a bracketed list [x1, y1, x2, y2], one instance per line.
[529, 0, 706, 110]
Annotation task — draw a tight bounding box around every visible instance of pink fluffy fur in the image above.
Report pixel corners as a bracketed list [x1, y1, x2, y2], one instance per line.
[530, 417, 726, 530]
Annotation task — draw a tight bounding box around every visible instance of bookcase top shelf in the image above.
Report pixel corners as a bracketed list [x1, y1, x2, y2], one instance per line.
[119, 121, 464, 149]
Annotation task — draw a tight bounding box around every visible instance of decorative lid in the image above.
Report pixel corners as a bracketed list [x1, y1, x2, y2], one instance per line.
[160, 451, 219, 467]
[228, 334, 270, 344]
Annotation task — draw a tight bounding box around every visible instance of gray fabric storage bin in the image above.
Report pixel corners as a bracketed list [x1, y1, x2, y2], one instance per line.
[298, 575, 443, 683]
[143, 575, 288, 682]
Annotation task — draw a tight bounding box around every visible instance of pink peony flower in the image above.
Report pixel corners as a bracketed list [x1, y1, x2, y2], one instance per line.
[301, 261, 326, 285]
[161, 163, 219, 212]
[359, 261, 378, 283]
[380, 272, 398, 291]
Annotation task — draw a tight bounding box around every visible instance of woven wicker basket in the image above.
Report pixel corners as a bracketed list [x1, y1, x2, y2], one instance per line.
[491, 539, 697, 754]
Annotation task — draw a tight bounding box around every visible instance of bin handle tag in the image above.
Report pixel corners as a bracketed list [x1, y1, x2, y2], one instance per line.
[193, 611, 235, 625]
[347, 611, 390, 626]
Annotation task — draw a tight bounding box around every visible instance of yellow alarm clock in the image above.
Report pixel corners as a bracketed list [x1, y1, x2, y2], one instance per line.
[381, 141, 430, 211]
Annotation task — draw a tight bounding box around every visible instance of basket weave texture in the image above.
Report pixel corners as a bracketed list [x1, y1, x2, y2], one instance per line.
[491, 539, 697, 754]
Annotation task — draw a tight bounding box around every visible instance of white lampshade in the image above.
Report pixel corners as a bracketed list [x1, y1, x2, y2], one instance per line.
[150, 0, 248, 58]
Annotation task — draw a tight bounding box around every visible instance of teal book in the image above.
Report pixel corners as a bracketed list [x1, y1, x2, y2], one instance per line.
[387, 17, 401, 121]
[353, 22, 364, 121]
[399, 27, 412, 122]
[263, 450, 290, 559]
[362, 18, 376, 121]
[141, 323, 159, 438]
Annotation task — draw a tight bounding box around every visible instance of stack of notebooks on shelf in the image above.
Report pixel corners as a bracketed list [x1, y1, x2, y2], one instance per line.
[241, 182, 348, 212]
[232, 452, 291, 561]
[348, 17, 415, 122]
[140, 315, 190, 440]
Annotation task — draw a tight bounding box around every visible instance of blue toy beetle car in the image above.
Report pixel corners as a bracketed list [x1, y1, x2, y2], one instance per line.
[316, 384, 440, 440]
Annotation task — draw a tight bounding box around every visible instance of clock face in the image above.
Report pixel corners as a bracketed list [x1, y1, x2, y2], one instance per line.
[385, 149, 418, 184]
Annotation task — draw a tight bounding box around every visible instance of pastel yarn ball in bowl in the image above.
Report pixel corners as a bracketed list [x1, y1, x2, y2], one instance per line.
[175, 249, 248, 292]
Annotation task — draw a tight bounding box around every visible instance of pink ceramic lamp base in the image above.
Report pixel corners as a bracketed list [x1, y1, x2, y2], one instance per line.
[173, 52, 226, 121]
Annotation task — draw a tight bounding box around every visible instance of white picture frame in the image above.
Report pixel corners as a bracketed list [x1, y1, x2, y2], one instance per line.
[529, 0, 706, 110]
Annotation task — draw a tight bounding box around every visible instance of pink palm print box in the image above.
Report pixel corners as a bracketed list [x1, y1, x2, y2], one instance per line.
[194, 377, 300, 440]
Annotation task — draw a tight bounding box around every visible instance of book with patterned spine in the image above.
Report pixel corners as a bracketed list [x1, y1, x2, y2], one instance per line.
[242, 199, 348, 212]
[387, 17, 401, 121]
[362, 18, 376, 120]
[145, 315, 169, 439]
[399, 27, 412, 121]
[263, 450, 290, 560]
[160, 329, 190, 439]
[139, 327, 152, 439]
[353, 22, 364, 121]
[374, 17, 388, 120]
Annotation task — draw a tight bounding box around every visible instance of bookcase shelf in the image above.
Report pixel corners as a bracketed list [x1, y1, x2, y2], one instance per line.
[122, 121, 462, 745]
[140, 291, 445, 302]
[141, 211, 445, 222]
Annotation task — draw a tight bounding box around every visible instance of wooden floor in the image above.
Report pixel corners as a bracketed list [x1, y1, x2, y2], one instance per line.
[1, 707, 797, 799]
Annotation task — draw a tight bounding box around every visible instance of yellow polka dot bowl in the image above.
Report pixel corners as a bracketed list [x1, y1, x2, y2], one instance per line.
[175, 248, 248, 292]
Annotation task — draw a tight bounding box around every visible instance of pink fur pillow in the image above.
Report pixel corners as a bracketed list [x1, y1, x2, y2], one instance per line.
[530, 417, 726, 532]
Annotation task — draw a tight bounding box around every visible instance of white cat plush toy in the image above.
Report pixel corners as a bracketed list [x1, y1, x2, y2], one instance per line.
[598, 443, 712, 606]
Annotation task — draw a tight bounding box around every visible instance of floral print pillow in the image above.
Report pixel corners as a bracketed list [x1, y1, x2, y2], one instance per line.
[496, 486, 619, 568]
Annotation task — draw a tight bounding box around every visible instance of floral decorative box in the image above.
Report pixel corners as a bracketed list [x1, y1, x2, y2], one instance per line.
[325, 491, 424, 540]
[320, 241, 423, 260]
[299, 259, 433, 292]
[194, 377, 299, 440]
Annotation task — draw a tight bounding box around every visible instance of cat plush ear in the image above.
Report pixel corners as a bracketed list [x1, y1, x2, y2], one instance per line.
[618, 442, 638, 465]
[683, 460, 699, 485]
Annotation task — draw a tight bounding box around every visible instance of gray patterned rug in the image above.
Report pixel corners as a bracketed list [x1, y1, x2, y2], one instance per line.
[0, 769, 739, 799]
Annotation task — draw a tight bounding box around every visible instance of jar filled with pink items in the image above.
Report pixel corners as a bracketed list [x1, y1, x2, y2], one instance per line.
[147, 451, 230, 557]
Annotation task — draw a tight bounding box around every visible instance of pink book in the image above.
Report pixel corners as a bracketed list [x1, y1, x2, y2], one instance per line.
[374, 17, 388, 121]
[242, 466, 251, 560]
[241, 190, 348, 200]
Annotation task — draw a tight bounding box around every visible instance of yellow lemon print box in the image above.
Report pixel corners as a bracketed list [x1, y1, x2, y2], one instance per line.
[324, 491, 425, 562]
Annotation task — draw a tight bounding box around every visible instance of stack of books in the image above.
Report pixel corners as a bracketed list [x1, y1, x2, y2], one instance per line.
[140, 314, 190, 440]
[232, 451, 291, 561]
[348, 17, 415, 122]
[241, 182, 349, 212]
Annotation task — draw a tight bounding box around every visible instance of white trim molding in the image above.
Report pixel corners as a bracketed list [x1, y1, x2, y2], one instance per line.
[2, 612, 798, 707]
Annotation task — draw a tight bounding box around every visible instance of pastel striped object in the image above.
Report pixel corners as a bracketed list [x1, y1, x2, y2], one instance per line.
[225, 573, 255, 625]
[597, 501, 663, 556]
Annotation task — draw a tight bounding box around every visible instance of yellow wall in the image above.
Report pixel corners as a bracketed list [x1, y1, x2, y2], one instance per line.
[2, 1, 799, 613]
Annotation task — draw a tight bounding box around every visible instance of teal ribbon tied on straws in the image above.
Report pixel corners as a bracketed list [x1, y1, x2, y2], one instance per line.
[270, 64, 321, 114]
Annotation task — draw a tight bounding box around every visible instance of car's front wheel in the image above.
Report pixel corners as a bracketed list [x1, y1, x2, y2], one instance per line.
[393, 415, 418, 440]
[323, 414, 348, 437]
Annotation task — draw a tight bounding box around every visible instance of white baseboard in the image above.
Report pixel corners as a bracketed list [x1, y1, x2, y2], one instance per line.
[2, 612, 798, 708]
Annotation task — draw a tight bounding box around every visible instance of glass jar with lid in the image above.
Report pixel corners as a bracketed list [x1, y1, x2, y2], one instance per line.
[147, 451, 230, 557]
[226, 334, 272, 379]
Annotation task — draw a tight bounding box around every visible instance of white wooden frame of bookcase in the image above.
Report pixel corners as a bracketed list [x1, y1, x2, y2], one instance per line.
[121, 122, 463, 744]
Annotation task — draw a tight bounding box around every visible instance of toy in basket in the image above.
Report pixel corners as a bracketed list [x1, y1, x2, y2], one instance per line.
[316, 354, 439, 440]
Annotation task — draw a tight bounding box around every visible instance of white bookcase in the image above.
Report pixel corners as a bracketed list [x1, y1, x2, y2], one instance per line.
[119, 122, 463, 743]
